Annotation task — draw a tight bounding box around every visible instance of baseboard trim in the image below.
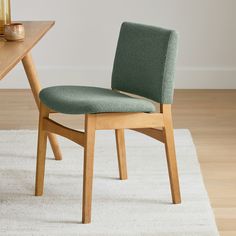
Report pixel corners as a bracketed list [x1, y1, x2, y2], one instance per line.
[1, 66, 236, 89]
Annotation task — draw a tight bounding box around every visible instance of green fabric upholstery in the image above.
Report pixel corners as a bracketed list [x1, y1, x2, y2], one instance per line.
[39, 22, 178, 114]
[39, 86, 156, 114]
[111, 22, 178, 104]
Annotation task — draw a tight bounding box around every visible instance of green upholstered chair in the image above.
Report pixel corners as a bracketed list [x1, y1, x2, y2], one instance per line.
[35, 22, 181, 224]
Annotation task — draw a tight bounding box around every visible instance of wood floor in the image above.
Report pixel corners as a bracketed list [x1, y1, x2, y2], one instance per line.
[0, 89, 235, 236]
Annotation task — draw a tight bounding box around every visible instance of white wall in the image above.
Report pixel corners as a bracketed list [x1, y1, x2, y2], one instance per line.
[1, 0, 236, 88]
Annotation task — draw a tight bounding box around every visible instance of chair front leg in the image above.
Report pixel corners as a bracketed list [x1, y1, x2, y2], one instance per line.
[35, 103, 49, 196]
[82, 114, 96, 224]
[162, 104, 181, 204]
[115, 129, 128, 180]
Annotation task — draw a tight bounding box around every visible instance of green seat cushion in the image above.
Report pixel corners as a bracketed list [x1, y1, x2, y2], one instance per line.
[39, 86, 156, 114]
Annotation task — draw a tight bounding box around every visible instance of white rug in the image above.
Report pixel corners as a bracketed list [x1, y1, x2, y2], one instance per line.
[0, 130, 219, 236]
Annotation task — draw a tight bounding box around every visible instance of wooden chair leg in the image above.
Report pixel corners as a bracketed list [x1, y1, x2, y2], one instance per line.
[35, 103, 49, 196]
[162, 104, 181, 204]
[115, 129, 128, 180]
[82, 114, 96, 224]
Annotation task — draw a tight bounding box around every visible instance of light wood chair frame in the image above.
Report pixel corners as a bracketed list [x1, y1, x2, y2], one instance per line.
[35, 102, 181, 224]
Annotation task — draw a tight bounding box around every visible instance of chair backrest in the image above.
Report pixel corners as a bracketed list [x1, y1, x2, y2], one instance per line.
[111, 22, 178, 104]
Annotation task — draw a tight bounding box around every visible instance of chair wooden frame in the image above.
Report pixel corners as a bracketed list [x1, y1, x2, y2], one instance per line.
[35, 102, 181, 224]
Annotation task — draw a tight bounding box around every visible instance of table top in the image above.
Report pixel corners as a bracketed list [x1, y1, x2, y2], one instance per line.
[0, 21, 55, 80]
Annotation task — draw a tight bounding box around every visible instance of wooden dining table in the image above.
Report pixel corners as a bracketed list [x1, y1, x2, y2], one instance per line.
[0, 21, 62, 160]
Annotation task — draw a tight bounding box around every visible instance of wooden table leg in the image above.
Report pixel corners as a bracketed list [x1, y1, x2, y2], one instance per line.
[22, 52, 62, 161]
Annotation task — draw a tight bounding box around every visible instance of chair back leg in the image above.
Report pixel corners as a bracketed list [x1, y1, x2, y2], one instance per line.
[35, 103, 49, 196]
[82, 114, 96, 224]
[115, 129, 128, 180]
[162, 105, 181, 204]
